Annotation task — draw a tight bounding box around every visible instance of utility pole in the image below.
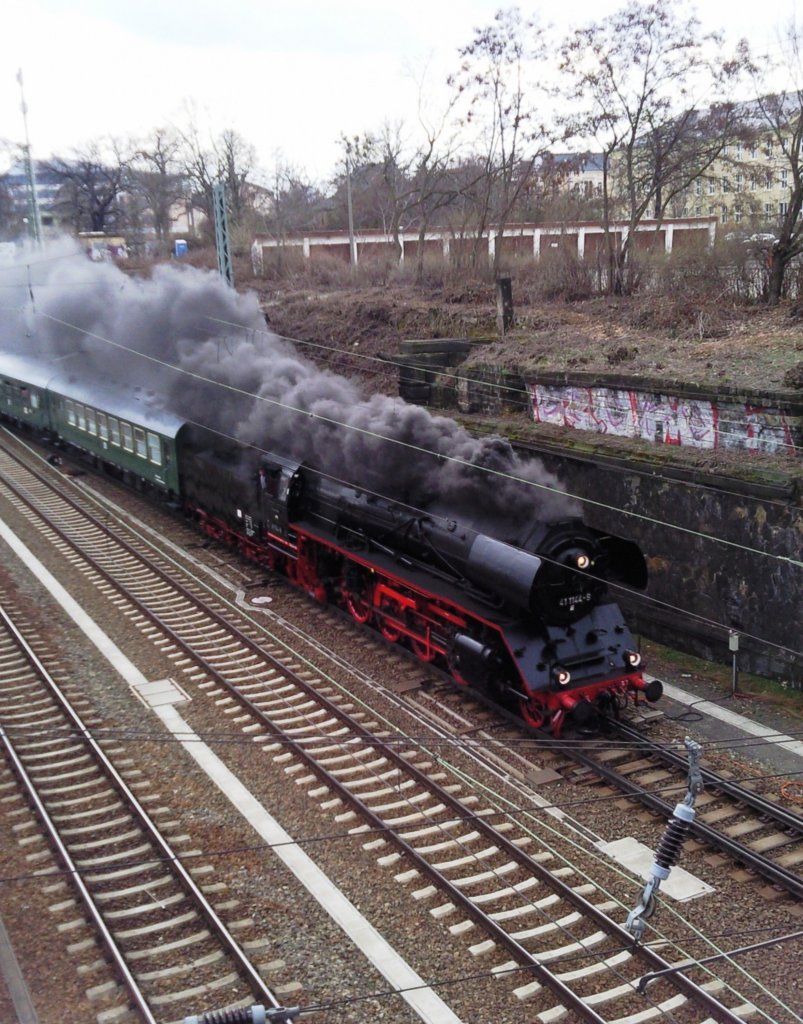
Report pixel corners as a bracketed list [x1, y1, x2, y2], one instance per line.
[345, 143, 357, 269]
[212, 182, 234, 288]
[16, 69, 42, 246]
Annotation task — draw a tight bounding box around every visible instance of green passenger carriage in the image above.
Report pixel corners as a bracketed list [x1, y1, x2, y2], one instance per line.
[0, 353, 183, 497]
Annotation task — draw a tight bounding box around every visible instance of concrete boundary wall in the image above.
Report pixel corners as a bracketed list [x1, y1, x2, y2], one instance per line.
[252, 217, 717, 269]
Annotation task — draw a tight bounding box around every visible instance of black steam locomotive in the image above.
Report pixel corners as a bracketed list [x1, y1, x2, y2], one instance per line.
[179, 425, 661, 734]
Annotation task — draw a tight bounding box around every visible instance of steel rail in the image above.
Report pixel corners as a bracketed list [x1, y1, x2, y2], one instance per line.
[0, 602, 157, 1023]
[0, 590, 279, 1013]
[615, 719, 803, 834]
[566, 722, 803, 900]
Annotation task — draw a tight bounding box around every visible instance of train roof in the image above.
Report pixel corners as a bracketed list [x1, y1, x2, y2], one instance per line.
[0, 349, 187, 438]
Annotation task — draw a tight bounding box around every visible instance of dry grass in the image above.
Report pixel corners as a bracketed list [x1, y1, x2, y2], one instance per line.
[256, 281, 803, 395]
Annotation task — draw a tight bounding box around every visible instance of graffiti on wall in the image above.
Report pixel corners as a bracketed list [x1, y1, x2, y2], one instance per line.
[529, 384, 797, 455]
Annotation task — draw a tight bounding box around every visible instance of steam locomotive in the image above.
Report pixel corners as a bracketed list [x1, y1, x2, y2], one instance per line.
[0, 353, 661, 734]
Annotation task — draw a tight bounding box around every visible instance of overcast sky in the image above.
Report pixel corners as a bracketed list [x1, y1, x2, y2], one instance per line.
[2, 0, 799, 184]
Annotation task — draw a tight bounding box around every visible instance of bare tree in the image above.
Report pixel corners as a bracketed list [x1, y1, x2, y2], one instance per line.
[129, 128, 185, 244]
[216, 128, 257, 225]
[559, 0, 743, 294]
[449, 7, 553, 275]
[360, 113, 463, 280]
[46, 139, 133, 233]
[177, 117, 257, 229]
[265, 157, 327, 236]
[742, 28, 803, 304]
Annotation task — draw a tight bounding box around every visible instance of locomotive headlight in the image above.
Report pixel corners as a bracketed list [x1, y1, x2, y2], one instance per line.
[553, 667, 571, 686]
[624, 650, 642, 668]
[561, 547, 591, 571]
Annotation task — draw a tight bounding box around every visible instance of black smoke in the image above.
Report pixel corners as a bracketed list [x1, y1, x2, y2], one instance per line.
[0, 243, 576, 528]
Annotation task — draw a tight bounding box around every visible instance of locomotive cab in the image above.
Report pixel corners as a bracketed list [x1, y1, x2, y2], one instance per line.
[256, 458, 303, 541]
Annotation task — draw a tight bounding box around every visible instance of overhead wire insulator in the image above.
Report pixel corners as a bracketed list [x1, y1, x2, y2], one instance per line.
[625, 737, 703, 942]
[183, 1005, 300, 1024]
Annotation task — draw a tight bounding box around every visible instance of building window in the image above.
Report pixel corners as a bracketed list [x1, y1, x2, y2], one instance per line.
[722, 177, 730, 192]
[781, 168, 789, 189]
[86, 408, 96, 436]
[766, 138, 774, 158]
[65, 399, 75, 426]
[765, 202, 774, 219]
[109, 417, 120, 446]
[723, 144, 729, 156]
[721, 205, 728, 224]
[735, 172, 743, 191]
[751, 143, 758, 159]
[735, 207, 742, 223]
[780, 201, 789, 216]
[695, 205, 702, 216]
[708, 205, 715, 217]
[147, 432, 162, 465]
[765, 172, 773, 190]
[134, 427, 147, 459]
[708, 178, 716, 194]
[695, 179, 702, 196]
[97, 412, 108, 441]
[121, 422, 133, 452]
[736, 142, 743, 160]
[750, 175, 757, 191]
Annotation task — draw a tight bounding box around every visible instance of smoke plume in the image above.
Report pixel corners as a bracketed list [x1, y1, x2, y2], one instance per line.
[0, 242, 576, 530]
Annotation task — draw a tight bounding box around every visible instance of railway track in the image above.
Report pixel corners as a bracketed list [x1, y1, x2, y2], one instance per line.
[0, 435, 776, 1022]
[403, 678, 803, 894]
[0, 594, 281, 1023]
[569, 720, 803, 899]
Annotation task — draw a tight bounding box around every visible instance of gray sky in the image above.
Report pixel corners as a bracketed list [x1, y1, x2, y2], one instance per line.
[1, 0, 798, 183]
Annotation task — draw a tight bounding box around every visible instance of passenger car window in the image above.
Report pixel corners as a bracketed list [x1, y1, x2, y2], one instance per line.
[121, 422, 134, 451]
[147, 432, 161, 465]
[134, 427, 147, 459]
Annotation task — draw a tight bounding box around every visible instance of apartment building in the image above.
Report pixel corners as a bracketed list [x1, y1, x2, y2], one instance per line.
[679, 93, 802, 232]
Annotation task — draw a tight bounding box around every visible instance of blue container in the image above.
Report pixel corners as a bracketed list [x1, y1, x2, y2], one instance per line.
[174, 239, 188, 257]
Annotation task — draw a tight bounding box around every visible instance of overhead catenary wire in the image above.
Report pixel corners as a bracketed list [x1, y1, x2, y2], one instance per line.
[0, 699, 795, 1019]
[0, 569, 794, 1015]
[114, 406, 800, 665]
[11, 275, 793, 694]
[8, 415, 798, 694]
[0, 720, 800, 862]
[3, 266, 798, 1015]
[0, 726, 794, 1021]
[206, 313, 803, 462]
[29, 309, 803, 576]
[4, 277, 800, 560]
